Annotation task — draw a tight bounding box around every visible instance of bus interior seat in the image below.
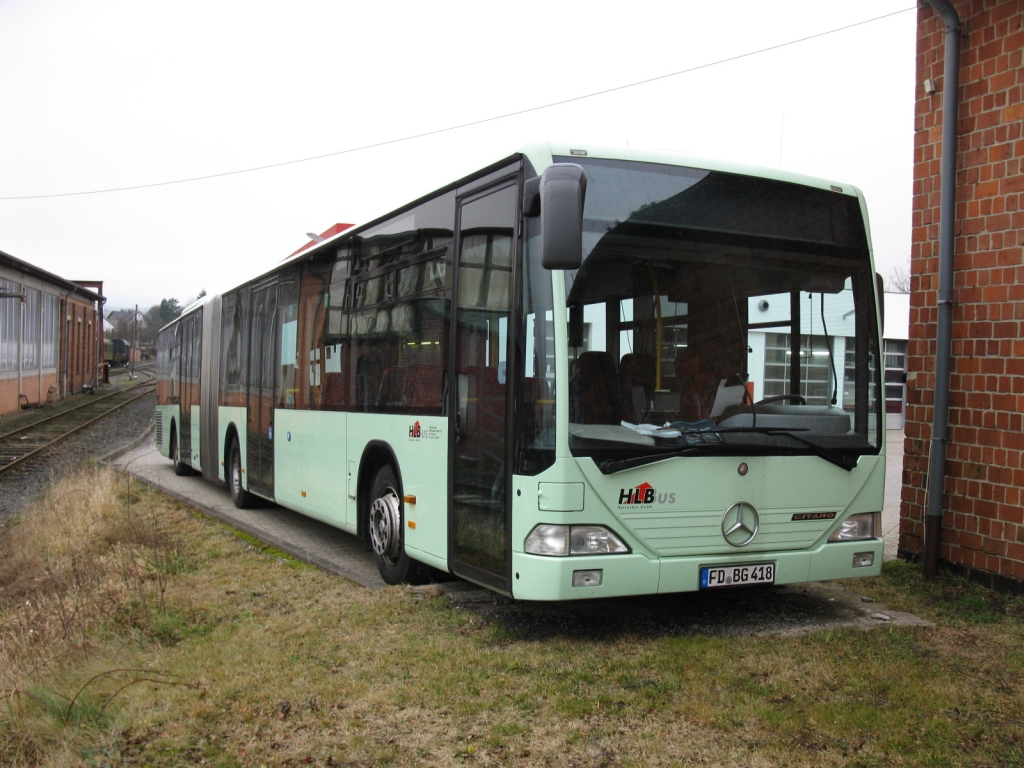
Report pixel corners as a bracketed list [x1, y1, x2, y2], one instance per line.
[676, 345, 746, 421]
[674, 347, 720, 421]
[519, 376, 548, 444]
[404, 362, 443, 411]
[376, 366, 406, 407]
[320, 371, 345, 409]
[619, 353, 655, 422]
[570, 351, 623, 425]
[461, 365, 505, 439]
[355, 354, 375, 411]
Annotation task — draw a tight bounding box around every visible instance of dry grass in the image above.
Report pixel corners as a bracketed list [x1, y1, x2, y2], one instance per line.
[0, 466, 196, 764]
[1, 468, 1023, 767]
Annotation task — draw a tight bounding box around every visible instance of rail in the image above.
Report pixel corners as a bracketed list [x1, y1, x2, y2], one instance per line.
[0, 366, 156, 478]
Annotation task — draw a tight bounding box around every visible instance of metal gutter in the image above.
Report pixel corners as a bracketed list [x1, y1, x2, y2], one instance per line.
[923, 0, 961, 579]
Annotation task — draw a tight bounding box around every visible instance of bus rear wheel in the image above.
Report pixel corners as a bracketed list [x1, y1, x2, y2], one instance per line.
[229, 439, 256, 509]
[170, 427, 190, 477]
[368, 465, 421, 585]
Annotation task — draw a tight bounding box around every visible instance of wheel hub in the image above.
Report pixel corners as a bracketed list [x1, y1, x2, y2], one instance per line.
[369, 489, 401, 561]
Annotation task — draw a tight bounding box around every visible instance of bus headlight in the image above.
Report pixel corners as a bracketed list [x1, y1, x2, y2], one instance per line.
[524, 524, 569, 556]
[525, 525, 630, 556]
[828, 512, 880, 542]
[570, 526, 630, 555]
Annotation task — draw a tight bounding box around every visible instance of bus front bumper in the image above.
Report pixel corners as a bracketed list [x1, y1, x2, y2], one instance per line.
[510, 539, 883, 601]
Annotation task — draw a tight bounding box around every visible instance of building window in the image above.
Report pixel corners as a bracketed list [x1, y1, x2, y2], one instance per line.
[22, 288, 39, 369]
[884, 339, 907, 415]
[41, 292, 58, 368]
[763, 332, 837, 407]
[0, 279, 21, 373]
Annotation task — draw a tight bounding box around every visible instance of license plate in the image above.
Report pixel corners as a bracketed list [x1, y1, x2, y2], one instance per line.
[700, 563, 775, 588]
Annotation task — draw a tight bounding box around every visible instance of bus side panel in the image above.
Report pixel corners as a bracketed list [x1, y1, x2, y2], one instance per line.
[347, 412, 449, 568]
[274, 409, 350, 531]
[219, 406, 247, 486]
[155, 404, 178, 458]
[190, 405, 202, 472]
[512, 552, 661, 601]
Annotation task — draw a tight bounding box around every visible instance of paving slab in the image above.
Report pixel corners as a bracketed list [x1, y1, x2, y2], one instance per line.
[883, 429, 904, 561]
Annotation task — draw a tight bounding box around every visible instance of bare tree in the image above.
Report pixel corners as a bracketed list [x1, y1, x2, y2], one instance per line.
[888, 260, 911, 293]
[138, 298, 184, 345]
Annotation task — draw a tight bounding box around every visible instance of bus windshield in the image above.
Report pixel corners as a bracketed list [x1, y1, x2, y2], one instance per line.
[556, 157, 882, 465]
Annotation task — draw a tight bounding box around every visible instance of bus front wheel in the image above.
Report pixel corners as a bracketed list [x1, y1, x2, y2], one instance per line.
[229, 439, 256, 509]
[368, 465, 420, 585]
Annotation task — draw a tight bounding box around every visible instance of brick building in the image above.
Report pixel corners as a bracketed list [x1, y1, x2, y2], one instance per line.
[901, 0, 1024, 590]
[0, 249, 104, 416]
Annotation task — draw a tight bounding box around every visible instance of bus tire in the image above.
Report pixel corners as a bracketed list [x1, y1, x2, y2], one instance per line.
[170, 427, 190, 477]
[368, 464, 421, 585]
[228, 439, 256, 509]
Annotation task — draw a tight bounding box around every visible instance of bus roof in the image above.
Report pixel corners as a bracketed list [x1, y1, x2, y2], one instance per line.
[210, 140, 867, 302]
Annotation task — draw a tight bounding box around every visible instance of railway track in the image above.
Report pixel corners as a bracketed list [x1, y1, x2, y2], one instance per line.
[108, 361, 155, 381]
[0, 367, 156, 478]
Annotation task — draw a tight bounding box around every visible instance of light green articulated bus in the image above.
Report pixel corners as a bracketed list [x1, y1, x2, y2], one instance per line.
[155, 141, 885, 600]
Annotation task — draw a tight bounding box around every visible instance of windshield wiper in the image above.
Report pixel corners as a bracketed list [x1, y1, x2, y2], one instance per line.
[762, 430, 857, 471]
[597, 427, 857, 474]
[598, 446, 702, 474]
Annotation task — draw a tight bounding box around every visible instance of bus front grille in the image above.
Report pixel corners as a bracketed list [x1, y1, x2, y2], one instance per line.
[618, 508, 840, 556]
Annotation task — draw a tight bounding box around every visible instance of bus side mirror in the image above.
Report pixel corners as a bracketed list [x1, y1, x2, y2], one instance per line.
[539, 163, 587, 270]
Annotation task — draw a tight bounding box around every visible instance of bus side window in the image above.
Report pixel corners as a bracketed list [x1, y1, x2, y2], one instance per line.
[315, 246, 352, 412]
[276, 272, 300, 409]
[342, 191, 454, 416]
[300, 258, 332, 411]
[220, 288, 249, 407]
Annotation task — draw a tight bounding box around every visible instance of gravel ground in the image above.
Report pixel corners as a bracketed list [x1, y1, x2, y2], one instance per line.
[0, 390, 154, 521]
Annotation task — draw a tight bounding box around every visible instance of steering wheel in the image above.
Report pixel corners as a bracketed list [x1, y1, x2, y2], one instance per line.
[755, 394, 806, 405]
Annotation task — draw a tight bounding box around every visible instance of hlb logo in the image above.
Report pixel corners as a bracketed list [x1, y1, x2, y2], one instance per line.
[618, 482, 676, 507]
[409, 421, 421, 439]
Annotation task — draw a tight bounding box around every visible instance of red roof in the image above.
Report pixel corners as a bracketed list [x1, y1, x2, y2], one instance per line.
[283, 223, 354, 261]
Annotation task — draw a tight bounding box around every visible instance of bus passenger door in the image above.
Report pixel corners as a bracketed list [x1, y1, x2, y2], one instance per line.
[247, 280, 278, 498]
[449, 181, 517, 593]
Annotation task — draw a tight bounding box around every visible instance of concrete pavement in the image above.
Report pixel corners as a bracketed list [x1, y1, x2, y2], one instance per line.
[112, 437, 387, 589]
[883, 429, 904, 562]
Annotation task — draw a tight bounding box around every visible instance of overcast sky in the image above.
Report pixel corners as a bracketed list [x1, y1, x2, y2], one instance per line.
[0, 0, 917, 312]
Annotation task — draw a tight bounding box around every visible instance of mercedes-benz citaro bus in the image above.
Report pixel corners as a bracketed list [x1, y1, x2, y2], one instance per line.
[156, 141, 885, 600]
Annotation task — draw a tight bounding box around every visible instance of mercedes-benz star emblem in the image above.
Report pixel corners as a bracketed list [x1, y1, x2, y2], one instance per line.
[722, 501, 759, 547]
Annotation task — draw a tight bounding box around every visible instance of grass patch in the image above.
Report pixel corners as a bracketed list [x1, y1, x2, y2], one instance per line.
[851, 560, 1024, 626]
[228, 529, 315, 570]
[1, 468, 1022, 766]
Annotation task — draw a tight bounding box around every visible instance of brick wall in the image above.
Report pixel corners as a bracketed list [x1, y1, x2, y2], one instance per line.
[902, 0, 1024, 589]
[61, 296, 99, 396]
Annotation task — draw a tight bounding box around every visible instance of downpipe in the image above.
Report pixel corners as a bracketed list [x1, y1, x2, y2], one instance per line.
[923, 0, 960, 580]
